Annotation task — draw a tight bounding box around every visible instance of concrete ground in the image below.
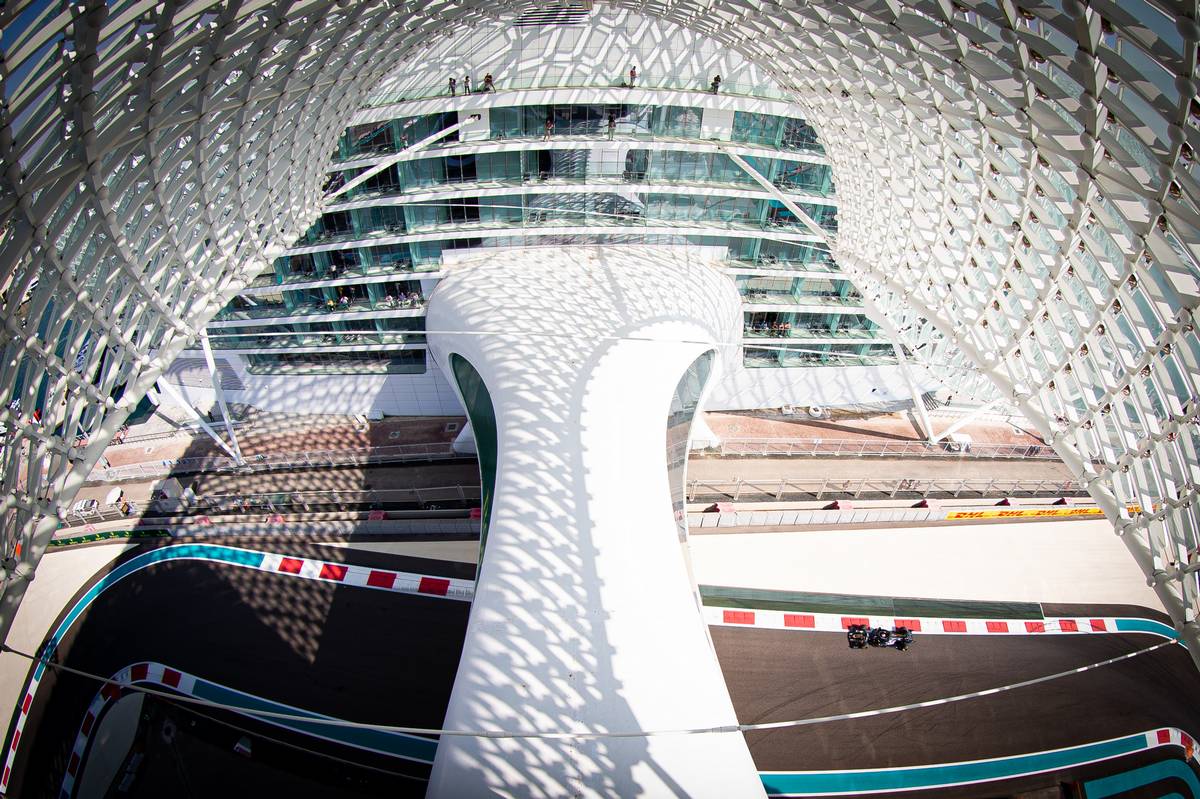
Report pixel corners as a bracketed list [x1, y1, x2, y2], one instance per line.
[103, 410, 465, 468]
[705, 409, 1043, 446]
[687, 519, 1165, 613]
[74, 460, 482, 505]
[0, 543, 134, 736]
[686, 455, 1074, 483]
[323, 539, 480, 562]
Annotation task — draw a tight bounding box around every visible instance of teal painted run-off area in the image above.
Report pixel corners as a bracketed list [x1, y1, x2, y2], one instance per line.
[1115, 617, 1182, 641]
[189, 675, 438, 763]
[1084, 759, 1200, 798]
[37, 544, 269, 682]
[29, 543, 438, 764]
[760, 733, 1156, 796]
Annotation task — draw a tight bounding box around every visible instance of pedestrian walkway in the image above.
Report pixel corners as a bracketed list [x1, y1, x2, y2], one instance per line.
[102, 407, 464, 469]
[686, 455, 1073, 485]
[703, 409, 1043, 446]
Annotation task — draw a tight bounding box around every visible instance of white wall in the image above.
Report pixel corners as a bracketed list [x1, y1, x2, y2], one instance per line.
[164, 350, 463, 417]
[701, 107, 734, 141]
[706, 362, 932, 411]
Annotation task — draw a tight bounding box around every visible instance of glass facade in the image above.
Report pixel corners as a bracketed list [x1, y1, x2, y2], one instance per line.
[245, 350, 427, 375]
[210, 99, 874, 373]
[331, 149, 832, 203]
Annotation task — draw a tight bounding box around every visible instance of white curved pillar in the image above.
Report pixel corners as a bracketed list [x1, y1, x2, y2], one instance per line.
[426, 246, 762, 797]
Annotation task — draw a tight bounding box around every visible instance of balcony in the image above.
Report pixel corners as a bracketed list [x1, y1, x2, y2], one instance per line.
[333, 126, 828, 168]
[741, 290, 863, 308]
[727, 255, 839, 273]
[207, 330, 426, 351]
[742, 325, 879, 341]
[743, 350, 897, 368]
[333, 168, 835, 206]
[306, 208, 827, 246]
[213, 294, 425, 324]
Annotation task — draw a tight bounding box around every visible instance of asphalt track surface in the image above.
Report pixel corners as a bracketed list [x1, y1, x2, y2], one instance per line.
[713, 624, 1200, 777]
[10, 540, 474, 798]
[14, 534, 1200, 798]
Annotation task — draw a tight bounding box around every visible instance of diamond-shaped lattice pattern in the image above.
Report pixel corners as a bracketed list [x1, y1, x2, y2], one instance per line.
[3, 0, 1200, 660]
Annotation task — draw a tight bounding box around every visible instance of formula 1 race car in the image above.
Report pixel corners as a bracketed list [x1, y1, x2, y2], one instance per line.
[846, 624, 914, 651]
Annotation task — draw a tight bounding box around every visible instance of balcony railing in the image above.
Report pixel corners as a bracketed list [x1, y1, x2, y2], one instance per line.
[320, 209, 826, 243]
[690, 438, 1059, 459]
[743, 326, 877, 339]
[214, 295, 425, 322]
[742, 351, 896, 367]
[332, 168, 836, 205]
[335, 121, 827, 165]
[364, 74, 801, 112]
[207, 331, 426, 350]
[741, 291, 863, 307]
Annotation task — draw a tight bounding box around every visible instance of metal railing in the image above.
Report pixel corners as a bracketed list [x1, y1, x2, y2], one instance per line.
[90, 441, 459, 483]
[365, 75, 804, 109]
[328, 169, 837, 206]
[691, 438, 1059, 459]
[107, 419, 249, 447]
[686, 477, 1085, 502]
[174, 484, 481, 512]
[58, 483, 482, 529]
[95, 435, 1057, 484]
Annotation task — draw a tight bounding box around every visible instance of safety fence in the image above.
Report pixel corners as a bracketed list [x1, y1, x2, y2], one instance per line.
[90, 441, 459, 483]
[61, 483, 483, 527]
[686, 504, 1106, 529]
[49, 529, 170, 547]
[90, 435, 1057, 485]
[690, 438, 1058, 459]
[108, 418, 249, 447]
[686, 476, 1085, 502]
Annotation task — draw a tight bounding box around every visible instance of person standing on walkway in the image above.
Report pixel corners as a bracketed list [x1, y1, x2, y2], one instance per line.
[711, 74, 721, 94]
[543, 117, 553, 141]
[463, 74, 471, 94]
[607, 113, 616, 140]
[448, 76, 457, 96]
[483, 73, 495, 92]
[628, 65, 637, 87]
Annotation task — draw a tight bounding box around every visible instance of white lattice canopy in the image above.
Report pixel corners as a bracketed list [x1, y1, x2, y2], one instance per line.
[3, 0, 1200, 662]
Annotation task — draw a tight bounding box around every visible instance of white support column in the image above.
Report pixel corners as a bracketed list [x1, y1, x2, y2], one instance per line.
[929, 397, 1005, 443]
[199, 332, 245, 466]
[891, 339, 935, 443]
[153, 378, 242, 463]
[426, 246, 763, 799]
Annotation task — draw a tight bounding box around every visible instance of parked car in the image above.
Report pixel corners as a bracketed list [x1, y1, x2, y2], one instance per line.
[70, 498, 99, 516]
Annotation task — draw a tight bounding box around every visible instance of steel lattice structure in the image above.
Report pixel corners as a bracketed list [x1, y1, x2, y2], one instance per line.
[3, 0, 1200, 664]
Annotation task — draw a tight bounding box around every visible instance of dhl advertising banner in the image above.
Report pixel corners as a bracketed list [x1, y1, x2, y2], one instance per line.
[945, 507, 1105, 520]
